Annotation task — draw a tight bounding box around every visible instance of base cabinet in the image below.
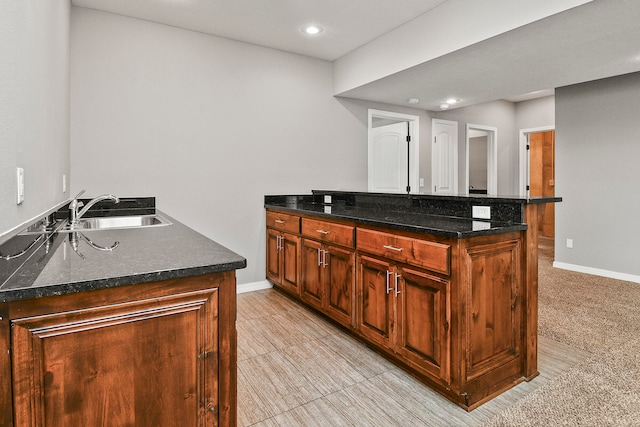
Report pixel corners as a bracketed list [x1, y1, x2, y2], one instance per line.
[265, 209, 530, 410]
[301, 238, 354, 327]
[267, 228, 300, 296]
[357, 255, 451, 383]
[1, 272, 237, 426]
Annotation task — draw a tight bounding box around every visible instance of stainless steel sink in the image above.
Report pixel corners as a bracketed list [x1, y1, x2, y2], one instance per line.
[19, 214, 172, 235]
[64, 214, 172, 231]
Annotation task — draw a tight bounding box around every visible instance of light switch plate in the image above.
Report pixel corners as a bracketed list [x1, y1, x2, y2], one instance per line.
[472, 205, 491, 219]
[16, 167, 24, 205]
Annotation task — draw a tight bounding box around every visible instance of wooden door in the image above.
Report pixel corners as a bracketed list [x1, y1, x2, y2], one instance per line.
[395, 266, 451, 383]
[529, 131, 555, 237]
[11, 289, 219, 427]
[280, 232, 300, 296]
[300, 239, 323, 310]
[463, 240, 522, 382]
[324, 245, 355, 327]
[357, 255, 394, 348]
[266, 228, 282, 284]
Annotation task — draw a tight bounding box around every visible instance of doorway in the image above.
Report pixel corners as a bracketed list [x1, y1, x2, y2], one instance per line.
[431, 119, 458, 195]
[519, 127, 555, 238]
[368, 110, 420, 193]
[465, 124, 497, 195]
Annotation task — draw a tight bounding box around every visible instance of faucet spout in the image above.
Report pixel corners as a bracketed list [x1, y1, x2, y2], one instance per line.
[69, 193, 120, 225]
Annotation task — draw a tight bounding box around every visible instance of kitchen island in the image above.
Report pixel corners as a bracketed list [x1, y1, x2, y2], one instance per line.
[265, 190, 560, 410]
[0, 198, 245, 426]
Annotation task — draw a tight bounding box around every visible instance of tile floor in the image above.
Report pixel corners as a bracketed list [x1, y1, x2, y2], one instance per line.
[237, 289, 588, 427]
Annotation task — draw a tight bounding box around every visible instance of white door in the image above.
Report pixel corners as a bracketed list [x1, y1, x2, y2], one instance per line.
[369, 122, 409, 193]
[432, 119, 458, 194]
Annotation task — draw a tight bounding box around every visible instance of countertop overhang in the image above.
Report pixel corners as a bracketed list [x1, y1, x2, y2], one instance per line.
[0, 200, 246, 302]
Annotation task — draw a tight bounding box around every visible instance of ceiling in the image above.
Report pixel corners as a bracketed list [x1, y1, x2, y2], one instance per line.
[71, 0, 640, 111]
[71, 0, 448, 61]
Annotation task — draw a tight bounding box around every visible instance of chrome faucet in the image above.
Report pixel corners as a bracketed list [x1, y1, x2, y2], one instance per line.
[69, 190, 120, 226]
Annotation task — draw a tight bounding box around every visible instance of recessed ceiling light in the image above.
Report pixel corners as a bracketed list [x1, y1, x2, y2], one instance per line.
[440, 103, 450, 110]
[408, 97, 420, 104]
[303, 25, 323, 35]
[446, 98, 459, 105]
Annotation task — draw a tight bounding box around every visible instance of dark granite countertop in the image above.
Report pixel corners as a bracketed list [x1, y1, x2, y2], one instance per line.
[0, 202, 246, 303]
[264, 190, 562, 238]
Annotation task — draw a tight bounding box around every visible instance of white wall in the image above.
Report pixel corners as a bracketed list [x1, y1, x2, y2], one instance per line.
[555, 72, 640, 280]
[0, 0, 70, 241]
[434, 100, 518, 195]
[70, 8, 375, 285]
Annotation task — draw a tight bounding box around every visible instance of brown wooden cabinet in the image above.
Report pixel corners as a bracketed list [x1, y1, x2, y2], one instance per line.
[300, 238, 354, 327]
[0, 272, 237, 426]
[266, 211, 301, 296]
[265, 208, 530, 410]
[356, 253, 451, 384]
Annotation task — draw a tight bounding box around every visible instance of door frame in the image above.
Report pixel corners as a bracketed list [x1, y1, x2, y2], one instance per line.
[518, 126, 555, 197]
[465, 124, 497, 196]
[368, 109, 420, 194]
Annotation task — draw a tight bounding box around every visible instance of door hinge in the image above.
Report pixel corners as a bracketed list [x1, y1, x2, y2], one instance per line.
[406, 135, 411, 143]
[526, 185, 530, 191]
[434, 136, 437, 143]
[526, 144, 530, 150]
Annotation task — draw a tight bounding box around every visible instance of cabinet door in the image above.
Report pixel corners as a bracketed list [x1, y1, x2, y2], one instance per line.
[357, 255, 394, 348]
[325, 245, 355, 327]
[300, 239, 324, 310]
[280, 232, 300, 296]
[11, 289, 219, 427]
[266, 228, 282, 284]
[464, 240, 522, 382]
[396, 266, 451, 383]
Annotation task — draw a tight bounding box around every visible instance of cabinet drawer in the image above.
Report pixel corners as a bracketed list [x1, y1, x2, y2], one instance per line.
[266, 211, 300, 233]
[301, 218, 354, 248]
[356, 228, 450, 275]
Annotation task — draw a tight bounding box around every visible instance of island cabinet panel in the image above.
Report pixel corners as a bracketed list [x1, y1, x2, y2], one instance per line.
[266, 228, 300, 296]
[2, 272, 236, 426]
[462, 239, 522, 383]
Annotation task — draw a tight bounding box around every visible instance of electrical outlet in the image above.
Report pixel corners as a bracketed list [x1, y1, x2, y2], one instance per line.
[566, 238, 573, 249]
[472, 205, 491, 219]
[419, 178, 425, 187]
[62, 174, 67, 193]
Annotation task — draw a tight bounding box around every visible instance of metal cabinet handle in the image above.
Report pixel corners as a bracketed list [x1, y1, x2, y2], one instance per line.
[276, 235, 282, 251]
[395, 274, 401, 296]
[383, 244, 403, 252]
[322, 249, 328, 267]
[275, 219, 285, 224]
[316, 229, 330, 235]
[317, 247, 322, 266]
[386, 270, 392, 294]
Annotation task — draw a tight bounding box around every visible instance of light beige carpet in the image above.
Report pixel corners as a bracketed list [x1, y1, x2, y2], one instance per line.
[484, 239, 640, 426]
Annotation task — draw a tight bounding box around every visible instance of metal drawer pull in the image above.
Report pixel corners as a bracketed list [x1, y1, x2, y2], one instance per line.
[316, 229, 330, 235]
[386, 271, 392, 294]
[275, 219, 285, 224]
[383, 244, 403, 252]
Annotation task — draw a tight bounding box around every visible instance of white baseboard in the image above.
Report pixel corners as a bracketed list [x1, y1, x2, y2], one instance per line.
[237, 280, 272, 294]
[553, 261, 640, 284]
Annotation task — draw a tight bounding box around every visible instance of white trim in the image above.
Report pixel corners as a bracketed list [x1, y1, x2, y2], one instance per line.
[518, 126, 555, 197]
[553, 261, 640, 284]
[237, 280, 272, 294]
[465, 124, 497, 196]
[367, 109, 420, 194]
